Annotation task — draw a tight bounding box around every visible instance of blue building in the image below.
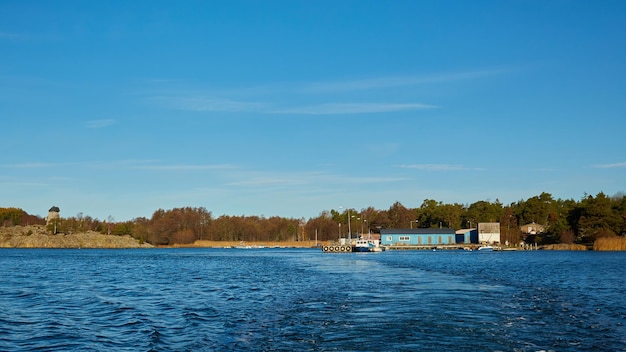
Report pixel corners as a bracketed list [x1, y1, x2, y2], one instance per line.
[380, 228, 456, 246]
[455, 228, 478, 244]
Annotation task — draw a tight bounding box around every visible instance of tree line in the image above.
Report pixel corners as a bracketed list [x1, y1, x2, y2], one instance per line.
[3, 191, 625, 246]
[0, 207, 46, 227]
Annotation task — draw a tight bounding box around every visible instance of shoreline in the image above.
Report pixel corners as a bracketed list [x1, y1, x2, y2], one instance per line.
[2, 225, 623, 250]
[169, 240, 324, 248]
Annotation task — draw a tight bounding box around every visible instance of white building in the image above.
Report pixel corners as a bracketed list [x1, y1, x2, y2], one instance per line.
[478, 222, 501, 244]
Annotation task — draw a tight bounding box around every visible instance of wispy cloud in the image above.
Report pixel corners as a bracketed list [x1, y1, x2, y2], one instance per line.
[145, 68, 508, 115]
[0, 32, 21, 39]
[399, 164, 476, 171]
[366, 143, 401, 157]
[226, 177, 307, 187]
[133, 164, 237, 171]
[344, 176, 410, 183]
[0, 162, 70, 169]
[151, 96, 268, 112]
[143, 78, 185, 84]
[304, 68, 511, 93]
[150, 94, 435, 115]
[225, 170, 325, 187]
[86, 119, 115, 128]
[0, 181, 49, 187]
[225, 170, 409, 189]
[593, 162, 626, 169]
[271, 102, 436, 115]
[0, 160, 233, 171]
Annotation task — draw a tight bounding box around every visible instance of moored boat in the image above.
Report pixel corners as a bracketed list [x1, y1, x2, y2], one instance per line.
[354, 237, 385, 252]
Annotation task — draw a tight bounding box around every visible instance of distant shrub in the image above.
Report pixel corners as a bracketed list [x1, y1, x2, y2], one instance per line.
[594, 237, 626, 251]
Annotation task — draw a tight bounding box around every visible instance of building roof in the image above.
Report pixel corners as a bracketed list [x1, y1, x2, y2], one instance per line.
[380, 228, 456, 235]
[49, 206, 60, 212]
[520, 222, 545, 234]
[521, 222, 543, 227]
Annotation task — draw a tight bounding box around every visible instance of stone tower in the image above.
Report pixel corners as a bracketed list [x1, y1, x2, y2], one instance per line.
[47, 206, 60, 225]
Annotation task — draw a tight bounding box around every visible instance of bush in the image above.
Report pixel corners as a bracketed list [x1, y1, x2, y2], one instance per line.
[594, 237, 626, 251]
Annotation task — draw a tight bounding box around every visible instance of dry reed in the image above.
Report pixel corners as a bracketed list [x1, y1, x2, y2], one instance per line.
[542, 243, 588, 251]
[593, 237, 626, 251]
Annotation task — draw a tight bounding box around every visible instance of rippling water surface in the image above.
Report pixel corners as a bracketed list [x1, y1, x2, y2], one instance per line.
[1, 248, 625, 351]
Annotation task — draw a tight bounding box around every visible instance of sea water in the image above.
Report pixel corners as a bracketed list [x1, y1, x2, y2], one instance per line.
[0, 248, 624, 351]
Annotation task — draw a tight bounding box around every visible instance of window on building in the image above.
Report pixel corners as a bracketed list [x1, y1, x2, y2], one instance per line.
[387, 236, 392, 241]
[399, 236, 410, 241]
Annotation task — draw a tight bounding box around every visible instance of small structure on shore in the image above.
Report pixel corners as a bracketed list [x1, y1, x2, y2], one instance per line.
[520, 222, 545, 235]
[455, 228, 478, 244]
[46, 206, 60, 225]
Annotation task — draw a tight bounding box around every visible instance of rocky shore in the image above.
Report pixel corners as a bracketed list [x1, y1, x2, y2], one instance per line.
[541, 243, 589, 251]
[0, 225, 153, 249]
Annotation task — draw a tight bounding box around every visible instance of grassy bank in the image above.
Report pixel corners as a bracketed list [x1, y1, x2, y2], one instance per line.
[175, 240, 325, 248]
[593, 237, 626, 251]
[0, 225, 152, 248]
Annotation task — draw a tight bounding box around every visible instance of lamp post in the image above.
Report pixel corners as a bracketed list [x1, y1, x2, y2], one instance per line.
[348, 211, 352, 241]
[341, 206, 352, 242]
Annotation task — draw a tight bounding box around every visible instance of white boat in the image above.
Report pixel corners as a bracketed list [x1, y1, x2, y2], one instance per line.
[354, 238, 385, 252]
[477, 245, 494, 251]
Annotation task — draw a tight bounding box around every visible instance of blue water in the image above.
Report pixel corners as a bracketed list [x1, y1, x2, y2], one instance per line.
[1, 249, 624, 351]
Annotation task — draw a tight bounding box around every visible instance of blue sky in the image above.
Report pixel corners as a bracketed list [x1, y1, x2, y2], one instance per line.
[1, 0, 625, 221]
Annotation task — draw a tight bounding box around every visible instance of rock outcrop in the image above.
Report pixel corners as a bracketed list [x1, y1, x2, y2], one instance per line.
[0, 225, 152, 248]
